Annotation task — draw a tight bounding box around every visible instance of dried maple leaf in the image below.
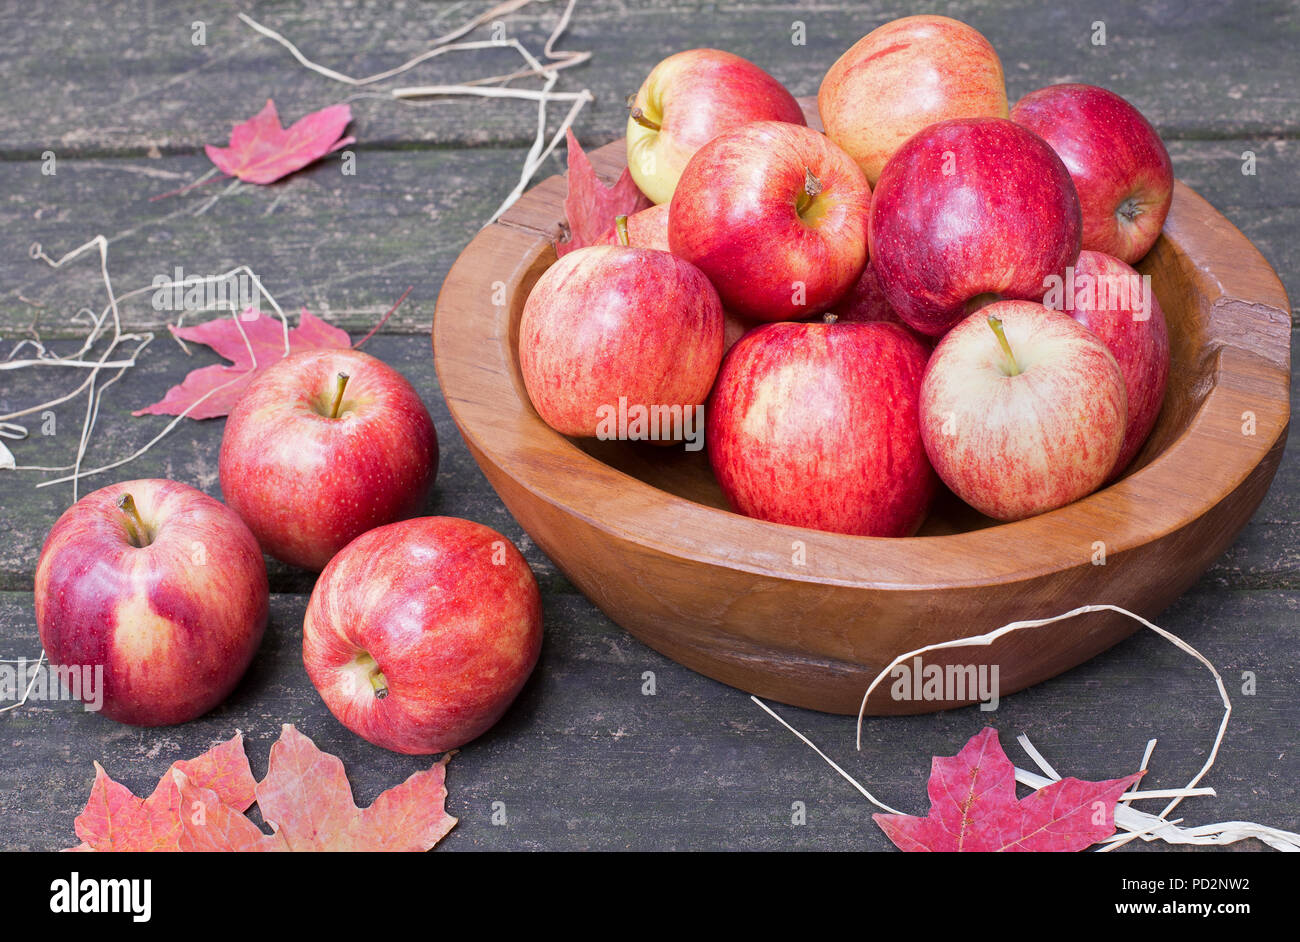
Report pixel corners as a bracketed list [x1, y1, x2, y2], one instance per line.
[255, 725, 457, 851]
[205, 99, 355, 184]
[873, 728, 1143, 852]
[132, 306, 350, 420]
[557, 128, 651, 257]
[67, 725, 457, 852]
[72, 733, 256, 851]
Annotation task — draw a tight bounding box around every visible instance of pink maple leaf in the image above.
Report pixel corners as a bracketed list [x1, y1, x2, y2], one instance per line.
[205, 99, 354, 184]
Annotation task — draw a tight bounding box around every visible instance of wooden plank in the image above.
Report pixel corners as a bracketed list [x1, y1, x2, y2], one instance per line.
[2, 139, 1297, 339]
[2, 585, 1296, 851]
[0, 0, 1295, 158]
[0, 334, 573, 596]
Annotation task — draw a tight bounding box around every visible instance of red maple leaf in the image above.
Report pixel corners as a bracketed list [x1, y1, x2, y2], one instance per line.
[132, 307, 350, 420]
[557, 129, 651, 256]
[874, 728, 1143, 852]
[68, 725, 456, 852]
[205, 99, 355, 184]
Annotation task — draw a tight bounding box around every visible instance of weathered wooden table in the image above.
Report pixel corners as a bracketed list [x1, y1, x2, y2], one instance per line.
[1, 0, 1295, 851]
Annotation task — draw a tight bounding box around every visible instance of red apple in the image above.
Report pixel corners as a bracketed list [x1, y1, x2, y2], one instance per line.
[220, 348, 438, 571]
[869, 117, 1082, 337]
[707, 317, 935, 536]
[819, 14, 1009, 185]
[1045, 249, 1169, 477]
[595, 204, 762, 352]
[1011, 84, 1174, 264]
[302, 516, 542, 755]
[34, 478, 268, 726]
[919, 300, 1127, 521]
[520, 239, 723, 443]
[595, 203, 671, 251]
[669, 121, 871, 323]
[827, 259, 931, 347]
[626, 48, 805, 205]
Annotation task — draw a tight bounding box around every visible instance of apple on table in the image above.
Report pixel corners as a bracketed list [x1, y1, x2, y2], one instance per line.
[626, 48, 805, 205]
[219, 348, 439, 572]
[34, 478, 268, 726]
[919, 300, 1127, 522]
[1011, 83, 1174, 264]
[302, 516, 543, 755]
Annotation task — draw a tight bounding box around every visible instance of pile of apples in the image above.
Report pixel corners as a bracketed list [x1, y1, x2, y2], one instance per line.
[35, 349, 541, 751]
[522, 14, 1173, 535]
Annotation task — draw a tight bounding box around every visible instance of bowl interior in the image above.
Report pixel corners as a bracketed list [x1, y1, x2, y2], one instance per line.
[504, 242, 1209, 538]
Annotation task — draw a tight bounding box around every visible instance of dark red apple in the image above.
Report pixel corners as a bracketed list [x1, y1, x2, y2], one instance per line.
[34, 478, 268, 726]
[827, 259, 931, 347]
[869, 117, 1082, 337]
[707, 317, 935, 536]
[1011, 84, 1173, 264]
[520, 240, 723, 441]
[302, 516, 542, 755]
[219, 348, 438, 571]
[1045, 249, 1169, 477]
[669, 121, 872, 323]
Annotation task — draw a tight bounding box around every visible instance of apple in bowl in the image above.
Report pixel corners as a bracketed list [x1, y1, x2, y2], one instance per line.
[34, 478, 268, 726]
[520, 233, 724, 443]
[302, 517, 543, 754]
[626, 48, 805, 205]
[219, 348, 439, 571]
[1011, 83, 1174, 264]
[919, 301, 1127, 521]
[707, 316, 935, 536]
[869, 116, 1082, 338]
[669, 121, 872, 323]
[819, 14, 1009, 185]
[1046, 249, 1170, 478]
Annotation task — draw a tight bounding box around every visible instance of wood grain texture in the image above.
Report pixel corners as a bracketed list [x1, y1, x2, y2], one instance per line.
[1, 0, 1297, 852]
[434, 131, 1291, 714]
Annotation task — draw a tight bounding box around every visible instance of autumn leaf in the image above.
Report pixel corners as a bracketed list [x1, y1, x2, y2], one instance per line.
[557, 128, 651, 257]
[132, 306, 350, 420]
[254, 725, 457, 852]
[873, 728, 1143, 852]
[67, 725, 457, 852]
[205, 99, 355, 185]
[72, 733, 256, 851]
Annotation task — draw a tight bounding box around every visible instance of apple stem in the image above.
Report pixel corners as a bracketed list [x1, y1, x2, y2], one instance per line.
[629, 107, 660, 133]
[795, 168, 823, 217]
[615, 214, 630, 247]
[823, 313, 839, 325]
[116, 493, 151, 548]
[987, 314, 1021, 377]
[355, 652, 389, 699]
[328, 372, 350, 419]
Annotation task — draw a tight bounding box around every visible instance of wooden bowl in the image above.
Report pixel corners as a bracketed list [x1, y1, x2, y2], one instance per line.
[433, 118, 1291, 715]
